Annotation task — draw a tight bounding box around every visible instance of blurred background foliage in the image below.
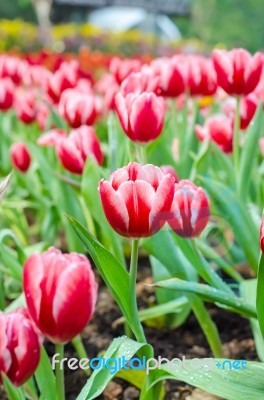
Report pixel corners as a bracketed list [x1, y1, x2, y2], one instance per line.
[0, 0, 264, 52]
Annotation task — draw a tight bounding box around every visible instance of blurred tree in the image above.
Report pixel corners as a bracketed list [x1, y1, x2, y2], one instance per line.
[176, 0, 264, 52]
[0, 0, 35, 21]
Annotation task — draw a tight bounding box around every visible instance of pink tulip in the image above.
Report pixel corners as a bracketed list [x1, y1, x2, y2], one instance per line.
[160, 165, 179, 183]
[168, 180, 210, 238]
[115, 92, 165, 143]
[0, 308, 41, 386]
[46, 60, 79, 103]
[110, 57, 142, 85]
[0, 78, 14, 111]
[10, 142, 31, 173]
[59, 89, 97, 128]
[37, 129, 67, 148]
[57, 125, 103, 174]
[15, 91, 36, 125]
[195, 114, 233, 153]
[120, 67, 161, 96]
[187, 56, 217, 96]
[212, 48, 263, 96]
[23, 247, 98, 344]
[0, 55, 27, 85]
[151, 57, 185, 98]
[99, 162, 175, 238]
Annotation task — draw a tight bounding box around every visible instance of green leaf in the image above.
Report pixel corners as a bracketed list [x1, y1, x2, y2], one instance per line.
[201, 177, 259, 271]
[242, 278, 264, 362]
[238, 103, 263, 200]
[256, 253, 264, 339]
[67, 216, 133, 326]
[153, 359, 264, 400]
[34, 347, 56, 400]
[76, 336, 152, 400]
[152, 278, 257, 318]
[2, 374, 25, 400]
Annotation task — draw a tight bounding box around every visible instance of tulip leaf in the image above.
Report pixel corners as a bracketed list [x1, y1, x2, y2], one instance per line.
[201, 177, 259, 271]
[242, 278, 264, 362]
[147, 359, 264, 400]
[2, 374, 25, 400]
[34, 347, 56, 400]
[67, 215, 133, 326]
[76, 336, 153, 400]
[152, 278, 257, 318]
[256, 254, 264, 339]
[238, 103, 263, 200]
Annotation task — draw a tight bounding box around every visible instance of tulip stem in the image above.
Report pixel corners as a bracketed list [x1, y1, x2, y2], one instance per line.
[55, 344, 65, 400]
[129, 239, 146, 343]
[72, 335, 90, 376]
[233, 96, 241, 182]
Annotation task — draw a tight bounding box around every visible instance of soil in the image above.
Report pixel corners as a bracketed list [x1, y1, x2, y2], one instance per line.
[0, 263, 258, 400]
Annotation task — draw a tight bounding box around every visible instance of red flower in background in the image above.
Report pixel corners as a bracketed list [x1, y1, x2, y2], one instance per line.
[187, 56, 217, 96]
[0, 55, 27, 85]
[115, 92, 165, 143]
[57, 125, 103, 174]
[212, 48, 263, 96]
[120, 67, 161, 96]
[10, 142, 31, 173]
[195, 114, 233, 153]
[37, 129, 67, 148]
[223, 94, 258, 131]
[0, 308, 41, 386]
[99, 162, 175, 238]
[0, 78, 14, 111]
[46, 60, 79, 103]
[59, 89, 97, 128]
[15, 90, 37, 125]
[23, 247, 98, 344]
[109, 57, 142, 85]
[168, 180, 210, 238]
[151, 57, 185, 98]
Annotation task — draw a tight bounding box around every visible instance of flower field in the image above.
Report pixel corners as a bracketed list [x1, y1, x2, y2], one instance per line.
[0, 48, 264, 400]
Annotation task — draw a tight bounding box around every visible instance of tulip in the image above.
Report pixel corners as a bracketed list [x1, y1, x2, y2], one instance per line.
[187, 56, 217, 96]
[15, 91, 36, 125]
[59, 89, 97, 128]
[0, 308, 41, 386]
[212, 48, 263, 96]
[23, 247, 98, 344]
[151, 57, 185, 98]
[115, 92, 165, 143]
[223, 94, 258, 131]
[99, 162, 175, 238]
[168, 180, 210, 238]
[57, 126, 103, 174]
[0, 78, 14, 111]
[160, 165, 179, 183]
[0, 55, 27, 85]
[46, 60, 79, 103]
[195, 114, 233, 153]
[10, 142, 31, 173]
[110, 57, 142, 85]
[120, 67, 161, 96]
[261, 217, 264, 253]
[37, 129, 67, 148]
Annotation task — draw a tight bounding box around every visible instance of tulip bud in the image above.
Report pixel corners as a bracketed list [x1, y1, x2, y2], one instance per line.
[10, 142, 31, 173]
[46, 60, 79, 103]
[23, 247, 98, 344]
[195, 114, 233, 153]
[0, 78, 14, 111]
[57, 126, 103, 174]
[261, 217, 264, 253]
[212, 48, 263, 96]
[99, 162, 175, 238]
[168, 180, 210, 238]
[115, 92, 165, 143]
[0, 308, 41, 386]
